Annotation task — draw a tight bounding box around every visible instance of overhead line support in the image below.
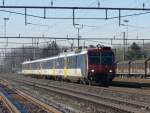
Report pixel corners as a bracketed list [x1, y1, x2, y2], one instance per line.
[105, 9, 108, 20]
[2, 0, 4, 6]
[25, 8, 27, 25]
[73, 8, 75, 26]
[1, 6, 150, 10]
[0, 36, 150, 41]
[1, 6, 150, 27]
[44, 8, 46, 19]
[119, 9, 121, 26]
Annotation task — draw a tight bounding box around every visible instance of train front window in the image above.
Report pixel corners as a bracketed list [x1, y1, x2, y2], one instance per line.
[88, 52, 113, 65]
[88, 52, 100, 65]
[101, 52, 113, 65]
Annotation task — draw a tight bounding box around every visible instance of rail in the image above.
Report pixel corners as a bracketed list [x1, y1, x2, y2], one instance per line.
[0, 80, 62, 113]
[0, 92, 21, 113]
[5, 77, 150, 113]
[16, 90, 61, 113]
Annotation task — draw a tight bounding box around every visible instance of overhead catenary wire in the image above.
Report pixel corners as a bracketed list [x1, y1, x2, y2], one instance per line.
[0, 9, 150, 20]
[1, 4, 150, 48]
[1, 8, 150, 38]
[1, 5, 150, 39]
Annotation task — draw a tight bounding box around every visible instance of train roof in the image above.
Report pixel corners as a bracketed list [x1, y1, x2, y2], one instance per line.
[22, 49, 88, 64]
[88, 47, 112, 51]
[131, 59, 146, 63]
[22, 47, 113, 64]
[117, 60, 131, 64]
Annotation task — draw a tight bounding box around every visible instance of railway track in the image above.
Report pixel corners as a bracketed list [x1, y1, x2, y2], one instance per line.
[112, 77, 150, 89]
[1, 75, 150, 113]
[0, 92, 20, 113]
[0, 80, 61, 113]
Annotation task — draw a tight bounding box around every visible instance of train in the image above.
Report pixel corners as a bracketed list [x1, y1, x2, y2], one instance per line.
[21, 46, 116, 84]
[116, 58, 150, 78]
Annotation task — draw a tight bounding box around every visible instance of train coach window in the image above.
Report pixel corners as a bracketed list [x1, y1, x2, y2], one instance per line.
[67, 58, 70, 64]
[31, 63, 36, 70]
[46, 60, 53, 69]
[59, 58, 64, 68]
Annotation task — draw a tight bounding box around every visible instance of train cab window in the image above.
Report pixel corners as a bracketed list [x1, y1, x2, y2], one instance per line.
[88, 52, 100, 65]
[101, 52, 114, 65]
[88, 52, 113, 65]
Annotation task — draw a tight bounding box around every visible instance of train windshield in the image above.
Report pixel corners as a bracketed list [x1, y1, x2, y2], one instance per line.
[88, 52, 100, 65]
[88, 52, 113, 65]
[101, 52, 114, 65]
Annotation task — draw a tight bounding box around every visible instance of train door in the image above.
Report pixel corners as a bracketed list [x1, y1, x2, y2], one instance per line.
[76, 54, 86, 77]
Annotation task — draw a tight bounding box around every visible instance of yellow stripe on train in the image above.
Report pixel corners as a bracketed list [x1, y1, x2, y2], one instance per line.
[64, 67, 68, 78]
[53, 68, 55, 76]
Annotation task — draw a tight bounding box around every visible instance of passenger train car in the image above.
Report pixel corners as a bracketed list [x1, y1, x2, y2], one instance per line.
[21, 47, 116, 83]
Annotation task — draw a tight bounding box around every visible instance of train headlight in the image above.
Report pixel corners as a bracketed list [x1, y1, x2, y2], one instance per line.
[109, 70, 112, 72]
[91, 69, 95, 72]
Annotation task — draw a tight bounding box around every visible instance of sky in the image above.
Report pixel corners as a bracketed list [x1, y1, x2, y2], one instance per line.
[0, 0, 150, 48]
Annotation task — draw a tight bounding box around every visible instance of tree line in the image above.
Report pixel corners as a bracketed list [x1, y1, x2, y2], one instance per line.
[115, 42, 147, 61]
[2, 41, 64, 73]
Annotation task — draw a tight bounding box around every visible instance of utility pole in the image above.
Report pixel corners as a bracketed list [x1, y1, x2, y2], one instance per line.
[74, 24, 83, 49]
[123, 32, 126, 60]
[50, 0, 56, 7]
[2, 0, 4, 6]
[123, 20, 129, 38]
[98, 1, 100, 7]
[4, 17, 9, 47]
[4, 17, 9, 71]
[123, 20, 129, 54]
[37, 37, 39, 58]
[143, 2, 145, 9]
[77, 28, 80, 48]
[32, 38, 35, 60]
[22, 44, 24, 61]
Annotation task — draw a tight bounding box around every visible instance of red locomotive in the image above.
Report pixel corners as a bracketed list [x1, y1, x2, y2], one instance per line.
[88, 46, 115, 83]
